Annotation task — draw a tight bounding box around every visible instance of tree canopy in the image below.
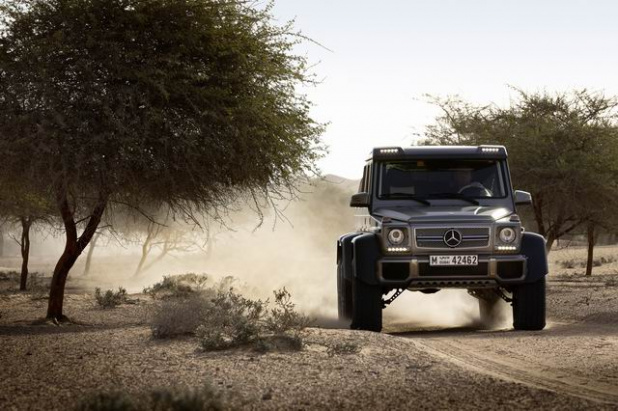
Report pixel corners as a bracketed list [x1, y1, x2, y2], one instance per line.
[423, 89, 618, 251]
[0, 0, 324, 319]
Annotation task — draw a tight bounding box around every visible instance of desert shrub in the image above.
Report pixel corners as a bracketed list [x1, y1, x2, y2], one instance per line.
[76, 385, 226, 411]
[326, 342, 361, 357]
[149, 384, 225, 411]
[94, 287, 127, 309]
[75, 391, 136, 411]
[151, 296, 213, 339]
[27, 272, 49, 300]
[196, 290, 266, 351]
[143, 274, 209, 299]
[559, 256, 617, 269]
[263, 287, 311, 336]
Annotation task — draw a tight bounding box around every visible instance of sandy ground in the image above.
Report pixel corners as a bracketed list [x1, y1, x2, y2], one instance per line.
[0, 247, 618, 410]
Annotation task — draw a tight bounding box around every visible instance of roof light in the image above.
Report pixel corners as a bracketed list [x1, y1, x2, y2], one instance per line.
[379, 148, 399, 154]
[481, 147, 500, 153]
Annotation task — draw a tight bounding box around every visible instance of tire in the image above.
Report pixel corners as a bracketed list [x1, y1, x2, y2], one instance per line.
[478, 293, 503, 329]
[337, 262, 353, 323]
[350, 278, 383, 332]
[512, 277, 546, 331]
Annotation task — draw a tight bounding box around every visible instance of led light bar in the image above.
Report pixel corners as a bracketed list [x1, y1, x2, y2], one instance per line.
[387, 247, 410, 253]
[496, 245, 517, 251]
[379, 148, 399, 154]
[481, 147, 500, 153]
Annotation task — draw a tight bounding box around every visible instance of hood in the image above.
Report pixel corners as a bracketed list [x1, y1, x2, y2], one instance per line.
[372, 205, 512, 224]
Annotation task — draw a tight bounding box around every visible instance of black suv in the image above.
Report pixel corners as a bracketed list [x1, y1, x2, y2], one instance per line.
[337, 145, 547, 332]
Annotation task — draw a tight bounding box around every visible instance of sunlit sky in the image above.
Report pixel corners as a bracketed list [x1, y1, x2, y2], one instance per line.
[272, 0, 618, 179]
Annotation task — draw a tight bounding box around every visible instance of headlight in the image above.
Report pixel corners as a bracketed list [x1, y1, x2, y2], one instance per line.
[387, 228, 405, 245]
[499, 227, 516, 243]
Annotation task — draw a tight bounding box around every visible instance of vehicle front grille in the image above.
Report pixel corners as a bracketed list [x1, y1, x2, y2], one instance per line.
[415, 227, 490, 249]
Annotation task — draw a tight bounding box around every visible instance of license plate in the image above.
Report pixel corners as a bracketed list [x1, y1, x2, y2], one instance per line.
[429, 255, 478, 266]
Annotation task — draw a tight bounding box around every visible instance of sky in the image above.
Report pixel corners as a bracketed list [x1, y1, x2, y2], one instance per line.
[271, 0, 618, 179]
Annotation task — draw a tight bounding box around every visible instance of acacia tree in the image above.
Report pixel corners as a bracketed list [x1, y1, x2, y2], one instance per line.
[0, 0, 323, 321]
[424, 90, 618, 253]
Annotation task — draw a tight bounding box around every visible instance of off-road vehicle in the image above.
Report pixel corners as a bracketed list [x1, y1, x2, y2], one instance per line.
[337, 145, 547, 332]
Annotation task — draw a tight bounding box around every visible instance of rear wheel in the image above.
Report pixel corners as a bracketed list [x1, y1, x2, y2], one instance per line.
[512, 277, 546, 331]
[350, 278, 383, 332]
[337, 262, 353, 324]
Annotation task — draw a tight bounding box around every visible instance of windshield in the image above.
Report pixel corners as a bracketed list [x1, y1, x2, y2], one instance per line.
[378, 159, 506, 199]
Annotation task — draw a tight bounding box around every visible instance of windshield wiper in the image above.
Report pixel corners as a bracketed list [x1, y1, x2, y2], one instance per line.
[385, 193, 431, 205]
[425, 193, 480, 205]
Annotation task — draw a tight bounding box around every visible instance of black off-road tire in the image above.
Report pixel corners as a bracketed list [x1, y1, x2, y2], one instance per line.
[478, 293, 503, 329]
[350, 278, 383, 332]
[512, 277, 546, 331]
[337, 263, 353, 323]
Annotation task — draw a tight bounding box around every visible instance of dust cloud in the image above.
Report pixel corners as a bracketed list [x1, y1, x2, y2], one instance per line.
[9, 175, 506, 330]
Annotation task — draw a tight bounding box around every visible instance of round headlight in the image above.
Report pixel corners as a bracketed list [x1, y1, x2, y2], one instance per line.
[388, 228, 405, 245]
[499, 227, 516, 243]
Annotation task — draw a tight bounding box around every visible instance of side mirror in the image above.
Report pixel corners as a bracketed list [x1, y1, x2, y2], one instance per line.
[514, 190, 532, 206]
[350, 192, 370, 208]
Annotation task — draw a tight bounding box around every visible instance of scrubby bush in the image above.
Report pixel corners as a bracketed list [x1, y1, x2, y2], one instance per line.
[75, 391, 136, 411]
[27, 273, 49, 300]
[196, 290, 266, 351]
[326, 342, 361, 357]
[151, 296, 213, 339]
[149, 280, 310, 352]
[263, 287, 310, 336]
[76, 385, 226, 411]
[143, 274, 209, 299]
[94, 287, 127, 308]
[559, 255, 617, 269]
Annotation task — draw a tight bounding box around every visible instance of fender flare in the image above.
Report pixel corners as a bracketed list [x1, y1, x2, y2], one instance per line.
[338, 233, 361, 281]
[351, 233, 381, 286]
[521, 231, 548, 283]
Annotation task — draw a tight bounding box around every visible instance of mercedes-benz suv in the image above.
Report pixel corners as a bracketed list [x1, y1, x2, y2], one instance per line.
[337, 145, 548, 332]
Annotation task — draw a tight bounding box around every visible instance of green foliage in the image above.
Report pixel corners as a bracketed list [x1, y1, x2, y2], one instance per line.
[94, 287, 127, 308]
[424, 90, 618, 249]
[0, 0, 324, 209]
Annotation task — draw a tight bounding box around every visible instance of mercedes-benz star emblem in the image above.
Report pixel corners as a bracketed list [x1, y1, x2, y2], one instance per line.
[443, 229, 462, 248]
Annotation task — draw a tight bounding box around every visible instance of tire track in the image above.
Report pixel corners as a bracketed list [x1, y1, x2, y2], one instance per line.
[409, 338, 618, 405]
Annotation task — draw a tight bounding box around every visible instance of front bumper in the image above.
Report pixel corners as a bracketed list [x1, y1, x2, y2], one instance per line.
[376, 254, 527, 289]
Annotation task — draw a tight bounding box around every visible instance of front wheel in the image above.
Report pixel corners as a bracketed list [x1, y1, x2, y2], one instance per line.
[350, 278, 383, 332]
[512, 277, 546, 331]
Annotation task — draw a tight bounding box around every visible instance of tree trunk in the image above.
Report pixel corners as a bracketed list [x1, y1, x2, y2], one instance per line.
[134, 224, 156, 277]
[585, 223, 595, 277]
[47, 189, 108, 321]
[82, 231, 101, 276]
[545, 233, 555, 255]
[19, 217, 32, 291]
